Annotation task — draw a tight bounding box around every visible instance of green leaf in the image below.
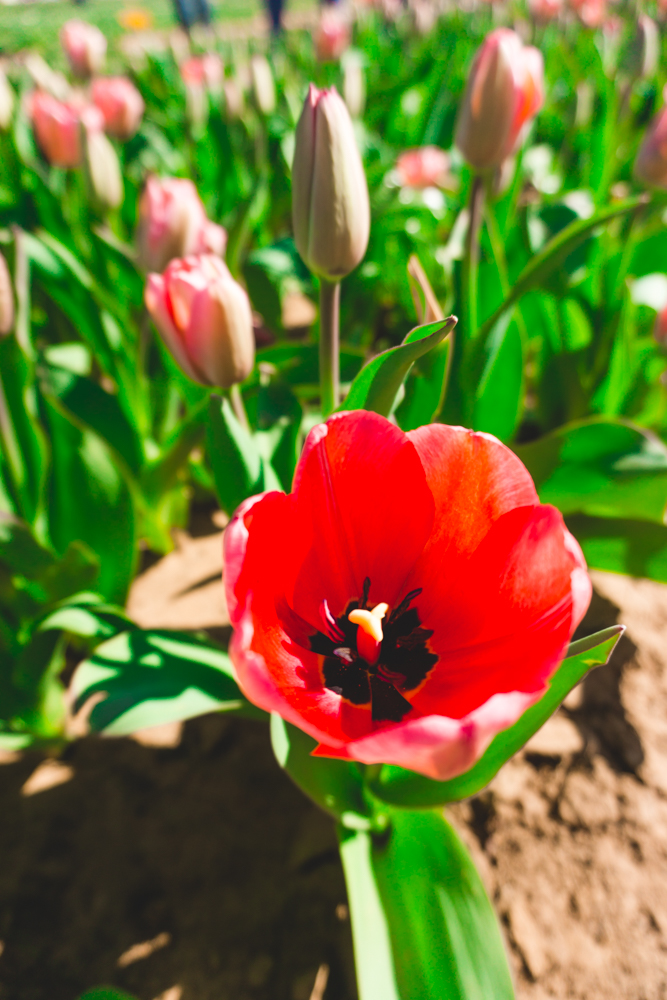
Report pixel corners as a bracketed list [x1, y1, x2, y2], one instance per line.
[40, 363, 144, 476]
[472, 197, 646, 363]
[77, 990, 139, 1000]
[0, 334, 48, 523]
[0, 512, 54, 578]
[340, 318, 457, 417]
[472, 312, 523, 443]
[70, 629, 254, 736]
[339, 808, 514, 1000]
[567, 513, 667, 582]
[514, 417, 667, 524]
[206, 395, 281, 516]
[141, 397, 207, 500]
[368, 626, 622, 808]
[395, 334, 452, 431]
[271, 714, 370, 825]
[43, 398, 136, 605]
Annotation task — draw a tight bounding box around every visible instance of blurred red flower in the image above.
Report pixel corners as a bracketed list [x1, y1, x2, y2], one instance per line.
[224, 411, 591, 781]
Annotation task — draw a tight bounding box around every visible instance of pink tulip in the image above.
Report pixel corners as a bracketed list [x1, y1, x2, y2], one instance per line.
[396, 147, 450, 188]
[92, 77, 145, 140]
[635, 100, 667, 188]
[570, 0, 607, 27]
[315, 11, 351, 62]
[60, 19, 107, 78]
[654, 304, 667, 346]
[30, 90, 103, 168]
[136, 176, 227, 274]
[529, 0, 563, 20]
[145, 254, 254, 388]
[180, 54, 224, 92]
[455, 28, 544, 172]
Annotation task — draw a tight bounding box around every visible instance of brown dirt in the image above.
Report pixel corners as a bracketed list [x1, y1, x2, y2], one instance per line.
[1, 530, 667, 1000]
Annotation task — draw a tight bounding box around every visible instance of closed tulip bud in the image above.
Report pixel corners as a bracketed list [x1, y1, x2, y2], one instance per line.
[0, 251, 14, 336]
[223, 78, 245, 120]
[342, 51, 365, 119]
[24, 54, 71, 102]
[30, 90, 103, 168]
[455, 28, 544, 173]
[145, 254, 254, 388]
[397, 146, 450, 188]
[250, 55, 276, 116]
[315, 12, 351, 62]
[292, 84, 370, 280]
[60, 20, 107, 79]
[654, 304, 667, 347]
[635, 102, 667, 187]
[136, 176, 226, 273]
[85, 127, 123, 209]
[528, 0, 562, 20]
[92, 77, 144, 140]
[0, 71, 14, 131]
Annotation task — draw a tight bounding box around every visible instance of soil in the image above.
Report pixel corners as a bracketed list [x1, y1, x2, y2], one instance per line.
[1, 523, 666, 1000]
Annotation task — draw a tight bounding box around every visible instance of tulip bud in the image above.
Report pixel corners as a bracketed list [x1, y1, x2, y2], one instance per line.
[396, 146, 450, 188]
[654, 304, 667, 347]
[0, 70, 14, 131]
[92, 77, 145, 140]
[528, 0, 562, 20]
[315, 11, 350, 62]
[60, 20, 107, 79]
[30, 90, 103, 168]
[223, 78, 245, 120]
[145, 254, 254, 388]
[85, 127, 123, 209]
[292, 84, 370, 280]
[0, 251, 14, 336]
[635, 102, 667, 188]
[455, 28, 544, 173]
[342, 51, 365, 119]
[250, 55, 276, 116]
[136, 176, 226, 273]
[24, 54, 71, 102]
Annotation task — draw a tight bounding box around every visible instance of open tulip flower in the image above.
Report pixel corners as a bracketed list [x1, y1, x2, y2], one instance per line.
[224, 411, 591, 781]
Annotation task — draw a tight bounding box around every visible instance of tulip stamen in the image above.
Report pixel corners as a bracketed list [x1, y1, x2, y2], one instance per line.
[348, 603, 389, 666]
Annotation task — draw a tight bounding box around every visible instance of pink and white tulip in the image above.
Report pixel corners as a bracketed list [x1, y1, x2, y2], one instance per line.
[396, 147, 450, 189]
[60, 20, 107, 79]
[92, 77, 145, 140]
[145, 254, 254, 388]
[315, 12, 351, 63]
[136, 176, 227, 274]
[30, 90, 103, 168]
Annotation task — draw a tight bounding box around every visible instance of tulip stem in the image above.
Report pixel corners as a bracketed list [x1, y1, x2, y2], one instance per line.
[230, 383, 250, 433]
[462, 175, 484, 341]
[319, 279, 341, 417]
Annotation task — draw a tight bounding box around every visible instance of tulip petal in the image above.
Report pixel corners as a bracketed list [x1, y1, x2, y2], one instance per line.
[144, 273, 202, 383]
[312, 690, 537, 781]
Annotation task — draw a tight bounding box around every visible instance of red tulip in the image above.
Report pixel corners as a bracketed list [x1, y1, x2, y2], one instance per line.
[223, 411, 591, 781]
[145, 254, 254, 388]
[92, 77, 145, 140]
[60, 19, 107, 78]
[654, 304, 667, 345]
[30, 90, 103, 168]
[136, 176, 226, 274]
[455, 28, 544, 172]
[396, 146, 450, 188]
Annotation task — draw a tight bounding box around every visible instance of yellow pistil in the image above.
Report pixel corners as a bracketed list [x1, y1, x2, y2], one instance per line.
[348, 603, 389, 642]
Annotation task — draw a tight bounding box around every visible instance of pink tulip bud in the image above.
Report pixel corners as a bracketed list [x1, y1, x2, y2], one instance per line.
[60, 20, 107, 79]
[136, 176, 227, 273]
[30, 90, 103, 168]
[180, 54, 224, 93]
[396, 146, 450, 188]
[292, 84, 370, 280]
[315, 12, 351, 63]
[570, 0, 607, 28]
[0, 251, 14, 337]
[635, 101, 667, 188]
[145, 254, 254, 388]
[91, 77, 145, 140]
[455, 28, 545, 172]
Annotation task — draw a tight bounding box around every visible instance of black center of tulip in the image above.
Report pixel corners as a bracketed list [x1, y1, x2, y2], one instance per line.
[309, 577, 437, 722]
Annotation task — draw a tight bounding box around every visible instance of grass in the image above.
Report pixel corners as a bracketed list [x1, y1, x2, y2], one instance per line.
[0, 0, 314, 61]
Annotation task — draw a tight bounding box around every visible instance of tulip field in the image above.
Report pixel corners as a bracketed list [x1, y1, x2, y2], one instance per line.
[1, 1, 667, 998]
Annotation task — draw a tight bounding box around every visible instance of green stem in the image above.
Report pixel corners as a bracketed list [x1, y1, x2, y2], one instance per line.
[319, 279, 341, 417]
[229, 383, 250, 433]
[461, 175, 484, 343]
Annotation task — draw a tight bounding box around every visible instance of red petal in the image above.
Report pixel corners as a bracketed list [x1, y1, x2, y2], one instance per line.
[289, 411, 435, 626]
[410, 504, 589, 719]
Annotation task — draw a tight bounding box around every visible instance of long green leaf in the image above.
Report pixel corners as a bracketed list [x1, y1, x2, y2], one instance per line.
[70, 629, 255, 735]
[567, 513, 667, 582]
[206, 395, 281, 515]
[340, 318, 457, 417]
[369, 626, 622, 808]
[339, 808, 514, 1000]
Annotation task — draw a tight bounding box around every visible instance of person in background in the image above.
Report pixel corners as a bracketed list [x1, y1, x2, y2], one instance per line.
[266, 0, 284, 33]
[172, 0, 211, 32]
